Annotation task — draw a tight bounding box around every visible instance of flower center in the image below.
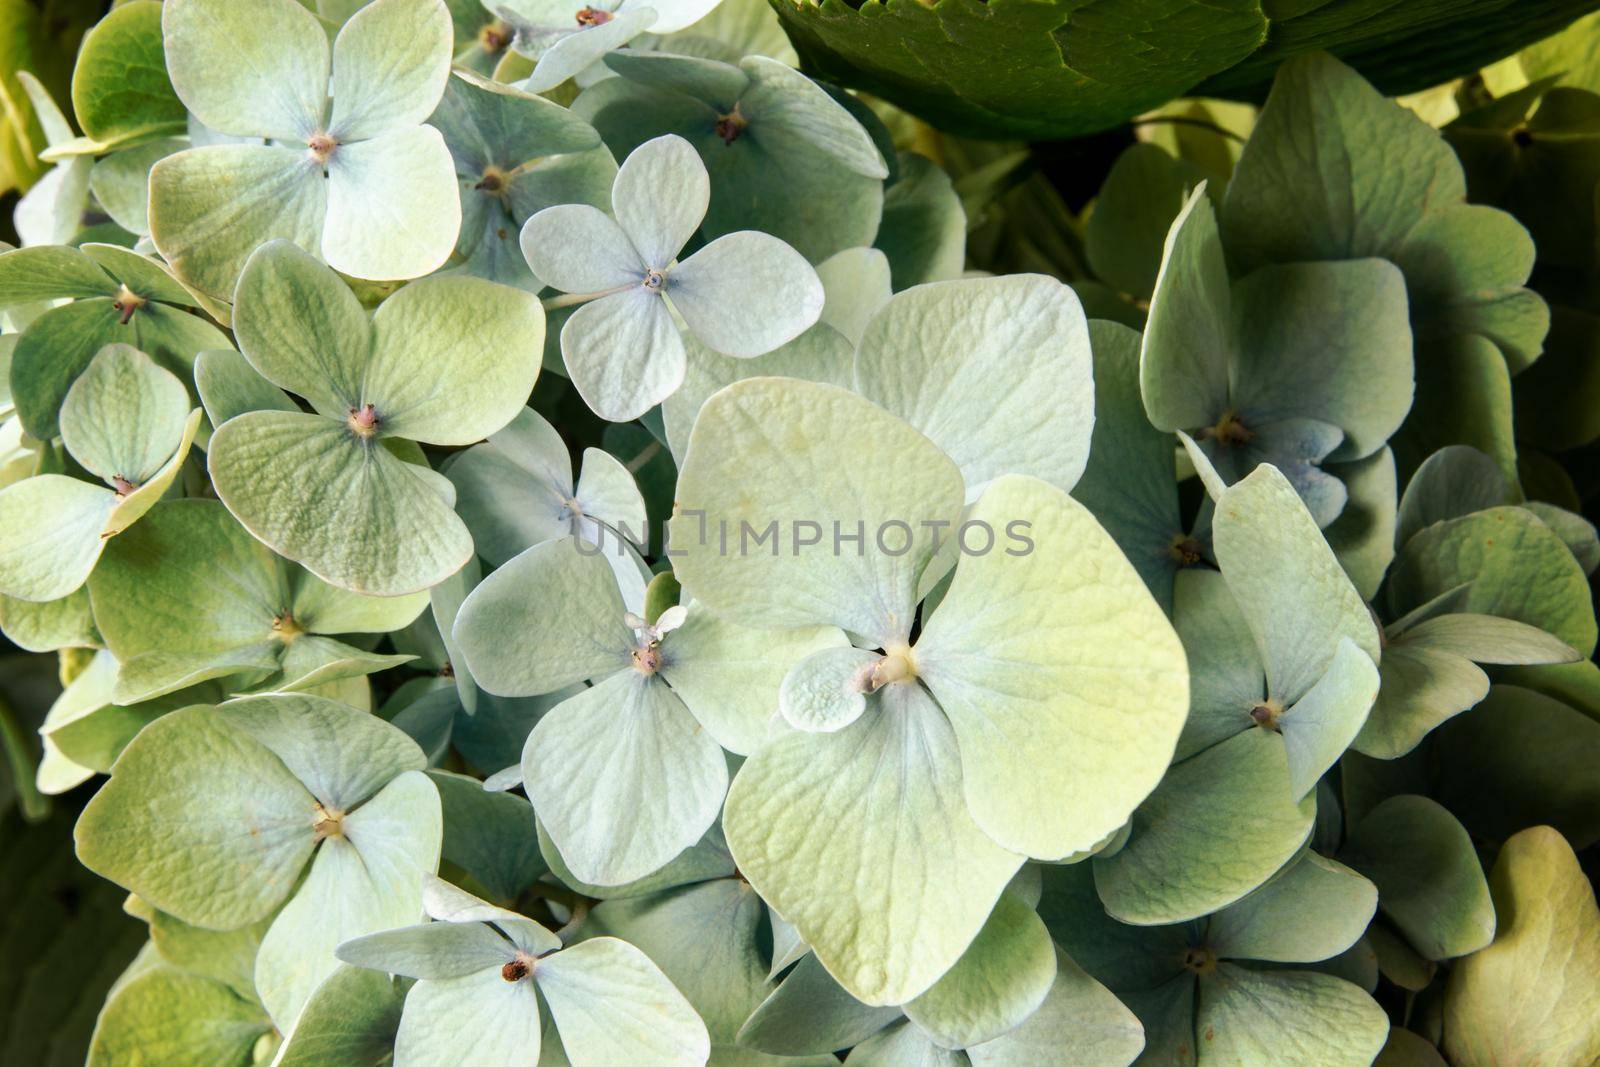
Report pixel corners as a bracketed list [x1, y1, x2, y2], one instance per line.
[870, 644, 917, 689]
[632, 643, 663, 675]
[271, 612, 304, 643]
[642, 268, 666, 293]
[475, 167, 507, 193]
[1169, 535, 1205, 567]
[347, 403, 380, 438]
[111, 284, 145, 325]
[311, 802, 345, 840]
[1205, 409, 1255, 447]
[111, 475, 138, 496]
[502, 953, 535, 981]
[308, 133, 339, 165]
[715, 107, 747, 145]
[575, 6, 612, 26]
[1249, 699, 1283, 731]
[480, 21, 509, 51]
[1182, 946, 1217, 975]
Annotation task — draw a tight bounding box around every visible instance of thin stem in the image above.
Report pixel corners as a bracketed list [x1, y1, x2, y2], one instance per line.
[1128, 115, 1246, 143]
[0, 694, 48, 822]
[625, 439, 662, 474]
[541, 283, 632, 311]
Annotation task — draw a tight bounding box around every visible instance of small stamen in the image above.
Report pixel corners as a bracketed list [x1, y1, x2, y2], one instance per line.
[632, 644, 663, 675]
[1205, 410, 1254, 447]
[480, 21, 509, 51]
[714, 107, 748, 145]
[1169, 535, 1205, 567]
[311, 803, 345, 840]
[475, 167, 506, 193]
[575, 6, 612, 25]
[111, 284, 145, 325]
[502, 953, 534, 981]
[1182, 946, 1217, 975]
[1250, 700, 1283, 731]
[271, 612, 304, 643]
[308, 133, 339, 165]
[347, 403, 379, 438]
[870, 645, 916, 690]
[642, 268, 666, 293]
[111, 475, 137, 496]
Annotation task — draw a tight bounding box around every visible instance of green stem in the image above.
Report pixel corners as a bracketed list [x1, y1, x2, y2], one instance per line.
[0, 694, 48, 822]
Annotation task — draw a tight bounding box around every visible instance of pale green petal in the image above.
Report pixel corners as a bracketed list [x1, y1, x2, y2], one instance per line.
[1093, 729, 1315, 925]
[563, 287, 685, 422]
[1279, 637, 1380, 801]
[270, 633, 415, 692]
[233, 239, 371, 415]
[1209, 852, 1377, 964]
[520, 203, 643, 293]
[365, 275, 544, 445]
[162, 0, 329, 140]
[327, 0, 452, 141]
[104, 408, 203, 539]
[324, 125, 462, 282]
[208, 411, 473, 596]
[904, 892, 1056, 1049]
[854, 275, 1093, 499]
[668, 231, 823, 357]
[660, 604, 847, 753]
[223, 692, 427, 811]
[90, 138, 186, 237]
[844, 1023, 961, 1066]
[274, 965, 405, 1067]
[525, 671, 727, 885]
[521, 9, 659, 94]
[737, 952, 902, 1055]
[776, 644, 878, 735]
[393, 966, 542, 1067]
[724, 684, 1023, 1005]
[256, 770, 441, 1025]
[1196, 964, 1389, 1067]
[574, 446, 647, 541]
[739, 56, 887, 179]
[86, 967, 273, 1067]
[1341, 795, 1495, 961]
[612, 133, 707, 267]
[914, 475, 1189, 860]
[964, 946, 1145, 1067]
[1212, 464, 1381, 704]
[60, 345, 190, 486]
[0, 586, 100, 652]
[114, 645, 283, 705]
[662, 324, 854, 465]
[670, 378, 964, 645]
[74, 704, 317, 928]
[1231, 258, 1413, 461]
[1443, 826, 1600, 1067]
[453, 535, 634, 696]
[535, 936, 711, 1067]
[1171, 568, 1265, 761]
[0, 476, 114, 601]
[1140, 186, 1231, 432]
[194, 348, 298, 426]
[336, 920, 515, 979]
[579, 877, 770, 1044]
[876, 152, 967, 289]
[816, 247, 891, 346]
[149, 144, 327, 303]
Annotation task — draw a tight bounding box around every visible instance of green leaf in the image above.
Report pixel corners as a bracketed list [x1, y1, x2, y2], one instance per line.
[1208, 852, 1377, 964]
[162, 0, 329, 141]
[86, 966, 273, 1067]
[74, 704, 318, 928]
[535, 936, 711, 1067]
[1196, 964, 1389, 1066]
[669, 378, 964, 645]
[855, 276, 1092, 499]
[1341, 795, 1495, 961]
[70, 2, 186, 150]
[207, 410, 472, 596]
[724, 683, 1023, 1005]
[1094, 728, 1315, 925]
[1433, 685, 1600, 849]
[1443, 826, 1600, 1067]
[903, 892, 1055, 1049]
[326, 0, 451, 141]
[914, 474, 1189, 860]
